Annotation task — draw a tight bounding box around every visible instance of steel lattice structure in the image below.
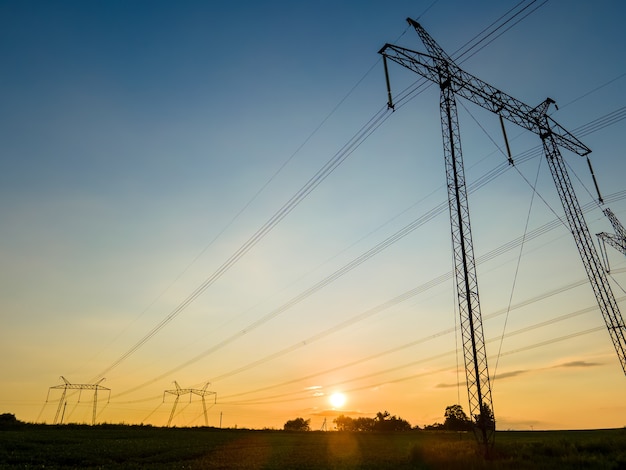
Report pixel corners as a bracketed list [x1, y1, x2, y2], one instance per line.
[46, 376, 110, 425]
[597, 208, 626, 271]
[379, 17, 626, 451]
[438, 78, 494, 448]
[163, 381, 217, 427]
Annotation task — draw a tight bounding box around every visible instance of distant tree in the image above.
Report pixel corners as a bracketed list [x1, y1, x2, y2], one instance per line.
[443, 404, 472, 431]
[0, 413, 17, 423]
[375, 410, 391, 422]
[474, 403, 495, 431]
[0, 413, 20, 428]
[423, 422, 444, 430]
[354, 416, 375, 432]
[333, 415, 354, 431]
[334, 412, 410, 432]
[283, 417, 310, 431]
[373, 410, 412, 431]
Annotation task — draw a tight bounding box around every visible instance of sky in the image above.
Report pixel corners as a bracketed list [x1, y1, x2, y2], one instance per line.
[1, 0, 625, 431]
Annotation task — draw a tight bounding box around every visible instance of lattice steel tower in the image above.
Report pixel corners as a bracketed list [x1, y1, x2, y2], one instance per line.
[379, 18, 626, 451]
[163, 381, 217, 427]
[46, 376, 110, 425]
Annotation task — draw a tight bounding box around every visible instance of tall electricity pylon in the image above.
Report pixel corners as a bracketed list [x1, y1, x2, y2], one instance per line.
[597, 208, 626, 271]
[379, 18, 626, 450]
[163, 381, 217, 427]
[46, 376, 110, 425]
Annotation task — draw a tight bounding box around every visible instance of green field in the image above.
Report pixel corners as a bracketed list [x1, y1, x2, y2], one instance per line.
[1, 424, 625, 469]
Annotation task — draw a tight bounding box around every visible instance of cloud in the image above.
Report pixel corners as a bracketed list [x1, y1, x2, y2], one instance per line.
[436, 369, 529, 388]
[435, 360, 602, 390]
[434, 382, 457, 389]
[553, 360, 602, 369]
[494, 369, 529, 380]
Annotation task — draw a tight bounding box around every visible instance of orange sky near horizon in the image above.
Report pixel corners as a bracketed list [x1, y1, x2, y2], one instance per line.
[1, 0, 626, 432]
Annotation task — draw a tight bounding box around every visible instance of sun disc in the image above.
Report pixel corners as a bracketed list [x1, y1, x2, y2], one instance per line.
[329, 392, 346, 408]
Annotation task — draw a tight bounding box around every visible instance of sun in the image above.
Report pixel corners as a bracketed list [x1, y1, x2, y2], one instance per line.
[329, 392, 346, 408]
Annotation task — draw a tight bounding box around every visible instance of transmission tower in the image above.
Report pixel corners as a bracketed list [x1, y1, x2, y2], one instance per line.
[597, 208, 626, 272]
[163, 381, 217, 427]
[46, 376, 110, 425]
[379, 18, 626, 450]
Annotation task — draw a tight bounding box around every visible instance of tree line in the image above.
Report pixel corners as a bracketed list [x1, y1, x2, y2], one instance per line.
[284, 404, 494, 432]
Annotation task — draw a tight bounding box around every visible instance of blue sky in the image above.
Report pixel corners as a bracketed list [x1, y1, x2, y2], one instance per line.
[1, 0, 625, 430]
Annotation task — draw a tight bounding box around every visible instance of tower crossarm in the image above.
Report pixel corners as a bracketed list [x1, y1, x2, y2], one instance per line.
[379, 37, 590, 157]
[604, 208, 626, 241]
[597, 208, 626, 271]
[598, 232, 626, 256]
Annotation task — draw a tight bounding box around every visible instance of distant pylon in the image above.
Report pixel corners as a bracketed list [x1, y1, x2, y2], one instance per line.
[163, 381, 217, 427]
[46, 376, 110, 425]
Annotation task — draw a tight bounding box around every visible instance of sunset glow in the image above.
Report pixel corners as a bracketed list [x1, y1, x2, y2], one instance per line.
[1, 1, 625, 432]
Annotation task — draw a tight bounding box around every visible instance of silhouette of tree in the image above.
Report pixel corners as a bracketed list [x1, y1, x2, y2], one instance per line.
[283, 417, 310, 431]
[443, 404, 472, 431]
[473, 402, 495, 431]
[333, 415, 354, 431]
[334, 412, 411, 431]
[374, 410, 412, 431]
[0, 413, 19, 427]
[423, 422, 444, 430]
[355, 416, 376, 431]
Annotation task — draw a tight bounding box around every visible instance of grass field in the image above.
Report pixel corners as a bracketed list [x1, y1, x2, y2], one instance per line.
[1, 424, 625, 469]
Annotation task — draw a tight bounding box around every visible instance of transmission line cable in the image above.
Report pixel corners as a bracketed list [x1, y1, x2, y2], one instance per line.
[212, 269, 624, 403]
[388, 0, 549, 113]
[220, 315, 613, 406]
[454, 0, 549, 63]
[105, 105, 392, 389]
[110, 103, 626, 398]
[112, 164, 624, 398]
[454, 99, 572, 384]
[115, 274, 624, 410]
[88, 0, 430, 382]
[123, 199, 625, 403]
[559, 72, 626, 109]
[493, 148, 542, 386]
[103, 5, 617, 394]
[93, 108, 391, 379]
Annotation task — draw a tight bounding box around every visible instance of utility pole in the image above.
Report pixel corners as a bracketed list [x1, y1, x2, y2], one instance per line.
[46, 376, 110, 425]
[379, 17, 626, 451]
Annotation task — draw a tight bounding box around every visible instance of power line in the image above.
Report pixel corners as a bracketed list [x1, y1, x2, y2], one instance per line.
[109, 105, 626, 397]
[113, 190, 625, 402]
[94, 105, 392, 381]
[96, 4, 624, 400]
[86, 0, 436, 383]
[219, 312, 613, 406]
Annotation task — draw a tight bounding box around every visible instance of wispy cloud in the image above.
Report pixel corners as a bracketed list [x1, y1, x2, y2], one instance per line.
[436, 359, 603, 389]
[554, 360, 602, 369]
[494, 369, 529, 380]
[435, 368, 530, 388]
[434, 381, 461, 389]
